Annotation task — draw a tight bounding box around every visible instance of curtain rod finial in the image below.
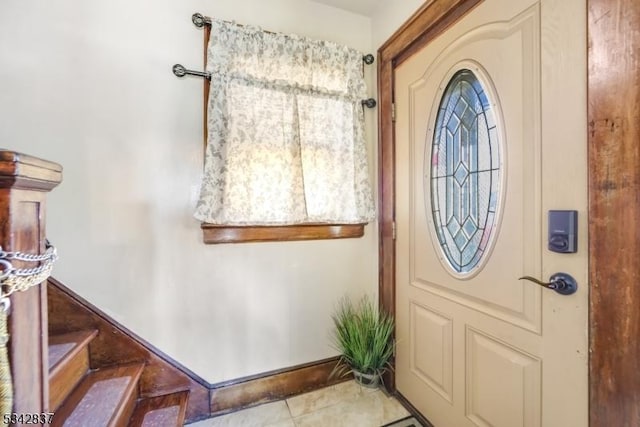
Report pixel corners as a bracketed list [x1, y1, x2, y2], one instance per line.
[192, 13, 207, 28]
[173, 64, 186, 77]
[362, 98, 377, 108]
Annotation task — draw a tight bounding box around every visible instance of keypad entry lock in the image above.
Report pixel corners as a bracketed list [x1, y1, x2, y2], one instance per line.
[548, 210, 578, 253]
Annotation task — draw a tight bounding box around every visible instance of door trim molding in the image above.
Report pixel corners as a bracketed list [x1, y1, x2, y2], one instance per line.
[376, 0, 483, 393]
[587, 0, 640, 425]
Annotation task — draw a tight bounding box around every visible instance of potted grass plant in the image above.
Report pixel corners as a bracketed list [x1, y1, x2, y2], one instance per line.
[330, 296, 395, 388]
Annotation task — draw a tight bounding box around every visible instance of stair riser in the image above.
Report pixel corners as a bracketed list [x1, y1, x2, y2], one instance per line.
[112, 386, 138, 427]
[49, 347, 90, 411]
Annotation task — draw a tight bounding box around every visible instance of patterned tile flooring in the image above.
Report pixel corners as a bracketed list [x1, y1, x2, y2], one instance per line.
[187, 380, 410, 427]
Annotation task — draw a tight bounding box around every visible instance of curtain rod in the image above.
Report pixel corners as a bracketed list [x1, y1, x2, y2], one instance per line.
[191, 13, 375, 65]
[172, 64, 210, 80]
[172, 64, 377, 108]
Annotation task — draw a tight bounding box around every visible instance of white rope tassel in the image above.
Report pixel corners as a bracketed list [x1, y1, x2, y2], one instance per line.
[0, 299, 12, 417]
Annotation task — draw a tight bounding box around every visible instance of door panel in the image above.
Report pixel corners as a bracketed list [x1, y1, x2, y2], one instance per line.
[394, 0, 587, 426]
[410, 302, 454, 402]
[409, 4, 542, 331]
[465, 327, 541, 427]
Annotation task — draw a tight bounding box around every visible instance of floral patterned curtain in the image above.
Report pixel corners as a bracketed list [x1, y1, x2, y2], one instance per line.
[194, 19, 376, 225]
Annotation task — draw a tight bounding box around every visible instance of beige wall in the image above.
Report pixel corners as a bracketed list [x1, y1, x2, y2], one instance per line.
[371, 0, 426, 49]
[0, 0, 378, 384]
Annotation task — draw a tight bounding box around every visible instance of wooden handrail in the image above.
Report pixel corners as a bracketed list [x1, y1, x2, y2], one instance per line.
[0, 150, 62, 414]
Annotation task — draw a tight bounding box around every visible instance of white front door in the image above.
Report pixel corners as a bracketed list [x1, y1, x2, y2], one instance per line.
[394, 0, 588, 426]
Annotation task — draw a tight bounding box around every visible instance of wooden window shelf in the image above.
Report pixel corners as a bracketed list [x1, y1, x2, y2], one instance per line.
[201, 223, 365, 244]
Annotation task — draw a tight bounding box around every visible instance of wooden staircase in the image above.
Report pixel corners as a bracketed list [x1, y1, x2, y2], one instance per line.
[48, 328, 188, 426]
[0, 151, 211, 425]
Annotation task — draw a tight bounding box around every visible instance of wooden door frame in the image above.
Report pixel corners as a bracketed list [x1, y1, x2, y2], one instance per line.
[376, 0, 640, 425]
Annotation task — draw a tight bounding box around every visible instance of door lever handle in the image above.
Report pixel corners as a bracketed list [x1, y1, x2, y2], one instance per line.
[518, 272, 578, 295]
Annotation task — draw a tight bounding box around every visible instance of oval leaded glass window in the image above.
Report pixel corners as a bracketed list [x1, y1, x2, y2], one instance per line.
[429, 68, 501, 275]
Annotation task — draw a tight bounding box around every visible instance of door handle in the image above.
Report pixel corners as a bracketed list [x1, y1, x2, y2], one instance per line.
[518, 272, 578, 295]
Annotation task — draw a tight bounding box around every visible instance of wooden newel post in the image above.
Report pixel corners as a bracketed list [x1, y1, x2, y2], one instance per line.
[0, 151, 62, 415]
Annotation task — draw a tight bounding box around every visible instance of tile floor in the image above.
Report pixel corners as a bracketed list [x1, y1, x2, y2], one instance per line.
[187, 380, 411, 427]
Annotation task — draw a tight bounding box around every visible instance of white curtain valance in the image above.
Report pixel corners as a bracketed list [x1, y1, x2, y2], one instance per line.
[194, 19, 376, 225]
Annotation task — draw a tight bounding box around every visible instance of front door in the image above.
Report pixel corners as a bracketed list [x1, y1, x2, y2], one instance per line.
[394, 0, 588, 426]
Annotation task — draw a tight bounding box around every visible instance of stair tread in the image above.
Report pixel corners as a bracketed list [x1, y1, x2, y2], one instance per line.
[128, 392, 188, 427]
[52, 363, 145, 427]
[49, 329, 99, 374]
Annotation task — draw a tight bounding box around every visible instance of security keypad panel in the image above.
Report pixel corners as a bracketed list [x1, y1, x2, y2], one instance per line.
[548, 210, 578, 253]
